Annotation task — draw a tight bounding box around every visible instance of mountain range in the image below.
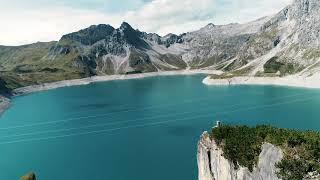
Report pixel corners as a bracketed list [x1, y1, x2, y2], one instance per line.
[1, 0, 319, 92]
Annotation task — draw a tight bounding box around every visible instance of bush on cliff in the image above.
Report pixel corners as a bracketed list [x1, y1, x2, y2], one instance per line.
[211, 125, 320, 180]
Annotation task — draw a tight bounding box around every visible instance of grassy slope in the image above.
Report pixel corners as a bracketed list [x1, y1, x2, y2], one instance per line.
[0, 42, 55, 70]
[211, 125, 320, 180]
[0, 41, 88, 90]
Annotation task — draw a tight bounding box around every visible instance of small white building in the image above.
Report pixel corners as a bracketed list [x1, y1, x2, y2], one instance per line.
[214, 121, 221, 128]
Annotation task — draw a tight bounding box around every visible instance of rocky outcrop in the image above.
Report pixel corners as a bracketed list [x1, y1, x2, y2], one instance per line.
[20, 172, 36, 180]
[0, 95, 10, 116]
[197, 131, 283, 180]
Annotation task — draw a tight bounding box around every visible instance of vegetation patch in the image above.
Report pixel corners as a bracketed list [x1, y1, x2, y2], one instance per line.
[158, 54, 187, 69]
[0, 70, 85, 90]
[211, 125, 320, 179]
[264, 57, 283, 73]
[264, 57, 303, 76]
[0, 77, 11, 95]
[209, 66, 254, 79]
[210, 73, 237, 79]
[224, 59, 248, 71]
[303, 49, 320, 60]
[128, 50, 157, 72]
[231, 66, 254, 76]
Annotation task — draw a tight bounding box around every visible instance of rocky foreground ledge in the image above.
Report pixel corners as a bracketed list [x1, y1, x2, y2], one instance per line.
[20, 172, 36, 180]
[197, 124, 320, 180]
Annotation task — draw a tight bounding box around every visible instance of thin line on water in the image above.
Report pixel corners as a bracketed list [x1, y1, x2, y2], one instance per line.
[0, 91, 259, 130]
[0, 94, 316, 145]
[0, 91, 314, 131]
[1, 93, 317, 138]
[0, 92, 313, 131]
[0, 111, 207, 138]
[65, 91, 262, 116]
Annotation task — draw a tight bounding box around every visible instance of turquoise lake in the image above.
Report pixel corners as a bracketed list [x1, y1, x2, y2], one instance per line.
[1, 75, 320, 180]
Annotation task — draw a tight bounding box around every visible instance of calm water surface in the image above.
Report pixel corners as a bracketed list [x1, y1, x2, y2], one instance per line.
[0, 75, 320, 180]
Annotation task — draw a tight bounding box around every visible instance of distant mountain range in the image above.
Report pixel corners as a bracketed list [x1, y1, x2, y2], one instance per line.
[0, 0, 319, 91]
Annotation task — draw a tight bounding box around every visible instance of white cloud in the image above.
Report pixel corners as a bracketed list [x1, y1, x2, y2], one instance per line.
[0, 7, 120, 45]
[211, 0, 293, 24]
[122, 0, 216, 34]
[0, 0, 292, 45]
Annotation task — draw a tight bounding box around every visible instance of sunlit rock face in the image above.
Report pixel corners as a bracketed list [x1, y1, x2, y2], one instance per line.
[197, 132, 283, 180]
[2, 0, 320, 92]
[21, 0, 320, 76]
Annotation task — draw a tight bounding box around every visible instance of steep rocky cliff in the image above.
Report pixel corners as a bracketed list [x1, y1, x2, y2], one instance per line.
[197, 131, 283, 180]
[197, 125, 320, 180]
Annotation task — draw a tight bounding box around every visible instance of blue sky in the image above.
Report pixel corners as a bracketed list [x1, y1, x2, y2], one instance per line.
[0, 0, 292, 45]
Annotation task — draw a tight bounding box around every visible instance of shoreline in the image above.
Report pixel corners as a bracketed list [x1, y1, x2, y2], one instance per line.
[202, 75, 320, 89]
[0, 70, 222, 117]
[0, 70, 221, 116]
[0, 96, 10, 116]
[2, 70, 320, 117]
[12, 70, 222, 96]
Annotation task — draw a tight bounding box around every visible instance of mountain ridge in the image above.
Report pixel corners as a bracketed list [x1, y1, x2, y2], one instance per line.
[0, 0, 319, 91]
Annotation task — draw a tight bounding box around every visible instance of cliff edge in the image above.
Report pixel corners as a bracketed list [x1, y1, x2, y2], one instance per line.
[197, 131, 282, 180]
[197, 125, 320, 180]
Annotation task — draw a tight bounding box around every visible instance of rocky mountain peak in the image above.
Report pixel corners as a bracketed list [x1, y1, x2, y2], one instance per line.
[60, 24, 115, 45]
[161, 33, 184, 47]
[3, 0, 320, 81]
[119, 22, 134, 32]
[205, 23, 215, 29]
[116, 22, 147, 48]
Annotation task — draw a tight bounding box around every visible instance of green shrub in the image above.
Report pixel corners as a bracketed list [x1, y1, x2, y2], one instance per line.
[210, 125, 320, 179]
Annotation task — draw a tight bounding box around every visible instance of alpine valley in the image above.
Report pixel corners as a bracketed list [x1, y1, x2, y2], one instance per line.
[1, 0, 320, 94]
[1, 0, 320, 180]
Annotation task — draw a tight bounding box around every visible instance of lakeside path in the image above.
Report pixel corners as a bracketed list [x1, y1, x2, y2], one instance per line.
[0, 70, 222, 116]
[13, 70, 222, 96]
[202, 75, 320, 89]
[3, 70, 320, 117]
